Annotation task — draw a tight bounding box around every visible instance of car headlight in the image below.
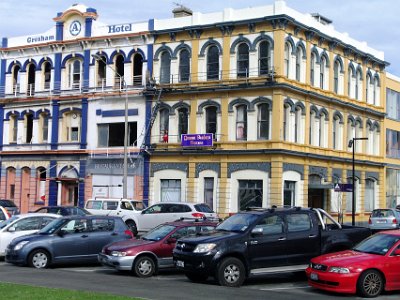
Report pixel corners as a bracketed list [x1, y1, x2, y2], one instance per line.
[328, 267, 350, 274]
[193, 243, 216, 253]
[14, 241, 29, 251]
[111, 251, 127, 257]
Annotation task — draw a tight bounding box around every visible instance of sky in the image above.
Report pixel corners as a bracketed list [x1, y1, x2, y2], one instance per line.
[0, 0, 398, 75]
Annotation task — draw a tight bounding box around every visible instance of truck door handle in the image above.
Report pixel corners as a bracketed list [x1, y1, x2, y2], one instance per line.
[309, 234, 317, 238]
[278, 237, 286, 241]
[250, 241, 258, 245]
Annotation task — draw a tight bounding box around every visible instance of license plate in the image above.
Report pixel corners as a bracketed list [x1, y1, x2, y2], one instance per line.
[176, 260, 184, 268]
[377, 220, 387, 223]
[310, 273, 318, 280]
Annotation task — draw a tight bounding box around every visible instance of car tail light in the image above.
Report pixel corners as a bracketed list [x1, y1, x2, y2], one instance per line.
[393, 219, 398, 224]
[192, 212, 205, 219]
[124, 229, 134, 238]
[368, 217, 371, 224]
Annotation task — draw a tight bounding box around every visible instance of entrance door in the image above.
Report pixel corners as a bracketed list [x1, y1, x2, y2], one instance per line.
[308, 189, 324, 209]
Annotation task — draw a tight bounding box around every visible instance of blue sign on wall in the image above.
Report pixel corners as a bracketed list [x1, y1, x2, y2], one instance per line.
[181, 133, 213, 147]
[334, 183, 353, 192]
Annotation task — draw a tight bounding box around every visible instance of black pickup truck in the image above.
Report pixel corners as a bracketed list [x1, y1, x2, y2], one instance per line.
[173, 207, 371, 287]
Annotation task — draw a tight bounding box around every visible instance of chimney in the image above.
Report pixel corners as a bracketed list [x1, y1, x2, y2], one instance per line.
[173, 5, 192, 18]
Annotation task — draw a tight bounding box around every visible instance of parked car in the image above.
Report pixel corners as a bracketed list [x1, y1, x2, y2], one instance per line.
[0, 213, 61, 257]
[306, 231, 400, 298]
[85, 198, 145, 234]
[134, 202, 218, 234]
[33, 206, 91, 216]
[0, 206, 11, 222]
[5, 215, 133, 268]
[0, 199, 19, 216]
[173, 207, 371, 287]
[369, 208, 400, 231]
[99, 219, 218, 277]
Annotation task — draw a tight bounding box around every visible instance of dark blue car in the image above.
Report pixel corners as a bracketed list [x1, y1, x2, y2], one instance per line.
[5, 215, 133, 268]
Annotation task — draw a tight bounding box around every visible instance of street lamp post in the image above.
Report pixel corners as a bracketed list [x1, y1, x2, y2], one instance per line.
[92, 54, 129, 199]
[348, 137, 368, 226]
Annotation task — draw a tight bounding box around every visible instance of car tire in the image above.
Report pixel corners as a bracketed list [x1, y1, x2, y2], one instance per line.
[28, 249, 50, 269]
[126, 220, 138, 236]
[357, 269, 384, 298]
[216, 257, 245, 287]
[185, 272, 208, 283]
[134, 256, 155, 278]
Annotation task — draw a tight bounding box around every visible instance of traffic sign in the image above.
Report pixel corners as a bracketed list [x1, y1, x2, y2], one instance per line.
[334, 183, 353, 192]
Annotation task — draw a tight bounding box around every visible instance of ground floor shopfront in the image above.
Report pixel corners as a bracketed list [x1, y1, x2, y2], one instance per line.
[148, 151, 384, 224]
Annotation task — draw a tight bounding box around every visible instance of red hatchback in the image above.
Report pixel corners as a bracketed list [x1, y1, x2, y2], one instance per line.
[98, 219, 217, 277]
[306, 231, 400, 298]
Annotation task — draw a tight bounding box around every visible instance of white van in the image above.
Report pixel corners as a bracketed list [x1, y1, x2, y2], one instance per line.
[85, 198, 146, 234]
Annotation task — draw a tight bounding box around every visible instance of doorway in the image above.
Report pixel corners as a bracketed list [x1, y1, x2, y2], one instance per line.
[308, 188, 325, 209]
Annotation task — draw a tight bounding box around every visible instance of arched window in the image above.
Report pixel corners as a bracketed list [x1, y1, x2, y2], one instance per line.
[348, 66, 354, 98]
[355, 119, 363, 153]
[259, 41, 271, 75]
[9, 114, 18, 143]
[310, 53, 316, 86]
[6, 167, 16, 200]
[237, 43, 249, 78]
[27, 64, 36, 96]
[333, 114, 342, 150]
[257, 103, 269, 140]
[295, 46, 303, 81]
[68, 59, 81, 90]
[96, 55, 107, 87]
[36, 167, 47, 204]
[373, 75, 380, 106]
[294, 106, 303, 143]
[355, 69, 362, 100]
[115, 54, 125, 88]
[43, 61, 51, 90]
[62, 111, 81, 142]
[366, 73, 372, 103]
[309, 109, 317, 145]
[207, 45, 219, 80]
[133, 53, 143, 86]
[178, 107, 189, 140]
[365, 178, 375, 212]
[334, 61, 340, 94]
[283, 103, 291, 141]
[236, 105, 247, 140]
[320, 56, 326, 89]
[319, 111, 327, 147]
[159, 108, 169, 141]
[12, 65, 21, 94]
[284, 42, 291, 77]
[205, 106, 217, 139]
[39, 112, 49, 143]
[179, 49, 190, 82]
[25, 113, 34, 143]
[160, 51, 171, 84]
[347, 119, 355, 151]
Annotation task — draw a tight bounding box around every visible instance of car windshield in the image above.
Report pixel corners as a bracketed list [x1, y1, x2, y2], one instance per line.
[371, 209, 394, 218]
[0, 215, 19, 229]
[142, 225, 176, 241]
[38, 218, 68, 234]
[194, 204, 214, 213]
[216, 213, 259, 232]
[353, 233, 400, 255]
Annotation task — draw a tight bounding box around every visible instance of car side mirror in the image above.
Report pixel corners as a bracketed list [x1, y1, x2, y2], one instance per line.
[393, 249, 400, 256]
[8, 226, 16, 232]
[251, 227, 263, 237]
[166, 237, 177, 244]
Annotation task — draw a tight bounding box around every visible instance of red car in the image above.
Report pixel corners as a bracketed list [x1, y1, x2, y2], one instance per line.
[98, 219, 217, 277]
[306, 231, 400, 298]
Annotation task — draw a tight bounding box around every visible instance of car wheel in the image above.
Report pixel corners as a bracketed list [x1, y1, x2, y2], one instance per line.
[28, 249, 50, 269]
[126, 220, 138, 236]
[185, 272, 208, 283]
[216, 257, 245, 287]
[357, 269, 384, 298]
[134, 256, 155, 278]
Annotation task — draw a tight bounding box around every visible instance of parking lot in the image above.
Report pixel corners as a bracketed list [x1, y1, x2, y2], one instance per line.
[0, 261, 399, 300]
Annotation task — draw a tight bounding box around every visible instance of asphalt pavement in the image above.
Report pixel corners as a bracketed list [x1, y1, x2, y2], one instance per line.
[0, 262, 399, 299]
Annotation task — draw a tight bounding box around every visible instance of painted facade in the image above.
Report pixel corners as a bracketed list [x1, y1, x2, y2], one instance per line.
[0, 4, 153, 212]
[147, 1, 390, 223]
